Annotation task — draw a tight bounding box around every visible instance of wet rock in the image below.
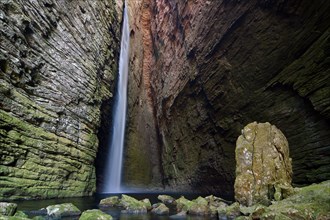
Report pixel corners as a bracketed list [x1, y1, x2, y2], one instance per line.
[205, 195, 228, 208]
[31, 217, 44, 220]
[0, 203, 17, 216]
[13, 211, 28, 218]
[188, 196, 210, 216]
[235, 122, 293, 206]
[119, 195, 148, 214]
[99, 196, 119, 207]
[0, 215, 31, 220]
[260, 180, 330, 219]
[151, 203, 169, 215]
[175, 196, 192, 212]
[234, 216, 250, 220]
[46, 203, 81, 218]
[239, 204, 267, 217]
[152, 203, 162, 209]
[170, 210, 187, 219]
[218, 202, 241, 220]
[0, 0, 120, 200]
[141, 198, 152, 211]
[127, 0, 330, 193]
[79, 209, 112, 220]
[157, 195, 176, 205]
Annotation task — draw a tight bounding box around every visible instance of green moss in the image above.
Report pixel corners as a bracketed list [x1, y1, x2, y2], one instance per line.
[176, 196, 193, 212]
[119, 195, 148, 213]
[259, 180, 330, 219]
[79, 209, 112, 220]
[46, 203, 81, 218]
[13, 211, 27, 218]
[99, 196, 119, 206]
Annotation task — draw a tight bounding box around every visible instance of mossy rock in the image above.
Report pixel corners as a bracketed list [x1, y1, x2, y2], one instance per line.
[0, 216, 31, 220]
[13, 212, 28, 218]
[0, 203, 17, 216]
[157, 195, 176, 205]
[151, 203, 169, 215]
[175, 196, 193, 212]
[46, 203, 81, 218]
[31, 217, 44, 220]
[260, 180, 330, 219]
[188, 196, 210, 216]
[141, 199, 152, 210]
[218, 202, 241, 219]
[79, 209, 112, 220]
[99, 196, 119, 207]
[119, 195, 147, 214]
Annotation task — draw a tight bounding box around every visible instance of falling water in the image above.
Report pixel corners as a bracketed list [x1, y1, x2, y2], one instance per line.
[102, 3, 130, 193]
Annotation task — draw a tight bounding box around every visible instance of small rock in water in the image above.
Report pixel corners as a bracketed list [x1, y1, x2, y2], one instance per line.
[141, 198, 152, 210]
[46, 203, 81, 218]
[151, 203, 169, 215]
[175, 196, 192, 212]
[152, 203, 162, 209]
[79, 209, 113, 220]
[218, 202, 241, 220]
[120, 195, 148, 214]
[157, 195, 176, 205]
[99, 196, 119, 207]
[14, 211, 28, 218]
[170, 210, 187, 219]
[188, 196, 210, 216]
[0, 202, 17, 216]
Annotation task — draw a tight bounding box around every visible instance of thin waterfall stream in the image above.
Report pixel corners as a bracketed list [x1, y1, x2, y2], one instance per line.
[102, 3, 130, 193]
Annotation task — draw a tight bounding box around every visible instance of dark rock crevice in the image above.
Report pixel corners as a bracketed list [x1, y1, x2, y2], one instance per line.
[124, 0, 330, 195]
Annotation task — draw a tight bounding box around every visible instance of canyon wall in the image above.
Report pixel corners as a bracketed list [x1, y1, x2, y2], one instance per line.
[0, 0, 120, 199]
[128, 0, 330, 195]
[123, 0, 163, 189]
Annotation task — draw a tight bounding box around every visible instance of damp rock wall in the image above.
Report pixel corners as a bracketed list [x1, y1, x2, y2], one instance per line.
[127, 0, 330, 194]
[0, 0, 120, 200]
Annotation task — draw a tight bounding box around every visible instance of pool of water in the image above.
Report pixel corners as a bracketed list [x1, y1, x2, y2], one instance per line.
[15, 193, 233, 220]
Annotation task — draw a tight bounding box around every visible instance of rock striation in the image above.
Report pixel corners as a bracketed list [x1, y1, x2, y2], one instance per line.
[234, 122, 293, 206]
[128, 0, 330, 193]
[122, 0, 163, 189]
[0, 0, 120, 199]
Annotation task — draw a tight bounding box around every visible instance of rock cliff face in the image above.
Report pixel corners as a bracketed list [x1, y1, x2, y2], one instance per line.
[127, 0, 330, 194]
[123, 0, 163, 188]
[0, 0, 120, 199]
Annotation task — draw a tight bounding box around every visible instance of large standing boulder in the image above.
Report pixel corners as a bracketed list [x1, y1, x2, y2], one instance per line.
[234, 122, 293, 206]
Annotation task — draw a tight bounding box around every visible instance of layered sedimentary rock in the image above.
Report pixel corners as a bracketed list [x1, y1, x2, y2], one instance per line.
[122, 0, 163, 188]
[234, 122, 293, 206]
[0, 0, 120, 199]
[128, 0, 330, 193]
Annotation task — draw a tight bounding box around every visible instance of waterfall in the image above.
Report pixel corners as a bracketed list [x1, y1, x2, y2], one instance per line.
[102, 3, 130, 193]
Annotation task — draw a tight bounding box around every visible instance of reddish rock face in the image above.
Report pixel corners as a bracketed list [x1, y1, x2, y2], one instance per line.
[127, 0, 330, 194]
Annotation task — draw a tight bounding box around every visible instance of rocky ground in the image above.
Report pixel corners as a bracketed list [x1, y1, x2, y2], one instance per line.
[1, 180, 328, 219]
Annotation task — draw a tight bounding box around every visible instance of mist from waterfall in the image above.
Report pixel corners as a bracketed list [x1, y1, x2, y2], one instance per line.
[102, 3, 129, 193]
